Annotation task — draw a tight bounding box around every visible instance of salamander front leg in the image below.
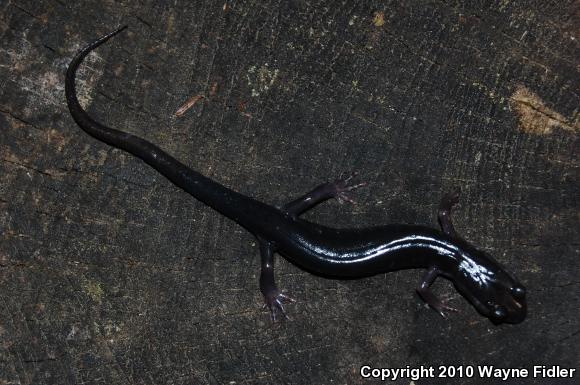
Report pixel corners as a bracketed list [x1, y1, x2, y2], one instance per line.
[438, 187, 461, 238]
[259, 241, 295, 321]
[282, 172, 366, 218]
[417, 266, 458, 318]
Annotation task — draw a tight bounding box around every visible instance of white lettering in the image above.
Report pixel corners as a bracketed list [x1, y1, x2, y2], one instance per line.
[360, 365, 370, 378]
[359, 365, 436, 381]
[534, 365, 576, 378]
[478, 366, 528, 380]
[478, 365, 493, 377]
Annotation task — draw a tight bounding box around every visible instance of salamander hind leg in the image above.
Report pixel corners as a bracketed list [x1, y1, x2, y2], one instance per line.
[282, 172, 366, 218]
[438, 187, 461, 238]
[259, 241, 295, 321]
[417, 266, 459, 318]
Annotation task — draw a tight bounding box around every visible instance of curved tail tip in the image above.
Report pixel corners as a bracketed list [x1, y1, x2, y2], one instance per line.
[96, 25, 129, 46]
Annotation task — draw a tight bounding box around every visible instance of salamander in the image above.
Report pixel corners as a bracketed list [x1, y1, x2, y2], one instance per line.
[65, 26, 527, 325]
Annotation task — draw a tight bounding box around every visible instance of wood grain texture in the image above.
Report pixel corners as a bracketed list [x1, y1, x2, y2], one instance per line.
[0, 1, 578, 384]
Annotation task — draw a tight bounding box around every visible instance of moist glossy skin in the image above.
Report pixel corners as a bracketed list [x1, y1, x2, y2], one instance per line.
[65, 26, 527, 325]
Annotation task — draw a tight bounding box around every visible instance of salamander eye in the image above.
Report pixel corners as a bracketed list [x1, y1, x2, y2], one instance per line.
[493, 305, 507, 320]
[512, 286, 526, 298]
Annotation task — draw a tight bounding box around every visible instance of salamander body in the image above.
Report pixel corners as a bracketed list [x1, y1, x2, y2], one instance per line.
[65, 27, 526, 324]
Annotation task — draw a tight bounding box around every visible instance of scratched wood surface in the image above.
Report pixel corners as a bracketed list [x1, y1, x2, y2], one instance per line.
[0, 1, 578, 384]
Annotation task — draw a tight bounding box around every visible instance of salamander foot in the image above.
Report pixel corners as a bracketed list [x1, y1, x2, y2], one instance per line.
[334, 172, 367, 204]
[417, 266, 459, 319]
[431, 298, 459, 319]
[440, 187, 461, 211]
[418, 288, 459, 319]
[262, 290, 295, 322]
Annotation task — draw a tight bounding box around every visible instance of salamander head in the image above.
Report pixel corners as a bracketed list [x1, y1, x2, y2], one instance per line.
[453, 249, 526, 324]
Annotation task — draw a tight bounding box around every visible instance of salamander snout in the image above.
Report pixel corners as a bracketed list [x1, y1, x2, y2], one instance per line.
[456, 248, 527, 324]
[488, 284, 527, 324]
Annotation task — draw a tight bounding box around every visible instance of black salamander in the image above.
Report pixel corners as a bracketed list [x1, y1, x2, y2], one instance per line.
[65, 27, 526, 324]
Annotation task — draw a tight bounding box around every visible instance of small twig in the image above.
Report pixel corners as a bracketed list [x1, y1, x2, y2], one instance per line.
[175, 95, 205, 117]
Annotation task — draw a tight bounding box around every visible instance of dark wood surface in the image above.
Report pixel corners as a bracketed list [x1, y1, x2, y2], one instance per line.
[1, 1, 578, 384]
